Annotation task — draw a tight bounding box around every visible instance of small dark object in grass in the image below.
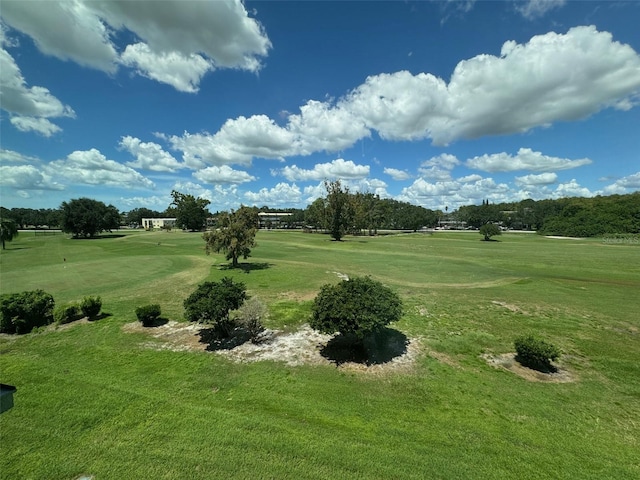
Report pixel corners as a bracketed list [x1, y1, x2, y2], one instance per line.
[514, 334, 560, 373]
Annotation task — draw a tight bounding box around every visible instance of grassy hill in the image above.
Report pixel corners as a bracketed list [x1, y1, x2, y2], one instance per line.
[1, 230, 638, 479]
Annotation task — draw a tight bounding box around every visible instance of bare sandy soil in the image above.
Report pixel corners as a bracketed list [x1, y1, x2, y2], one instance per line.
[481, 353, 576, 383]
[123, 321, 422, 374]
[122, 320, 577, 381]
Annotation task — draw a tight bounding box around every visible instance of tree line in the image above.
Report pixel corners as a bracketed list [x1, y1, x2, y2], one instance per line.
[455, 192, 640, 236]
[1, 190, 638, 241]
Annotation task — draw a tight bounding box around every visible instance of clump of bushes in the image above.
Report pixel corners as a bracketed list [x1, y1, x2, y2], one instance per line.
[135, 304, 162, 327]
[80, 296, 102, 319]
[514, 334, 560, 372]
[54, 303, 82, 324]
[0, 290, 55, 334]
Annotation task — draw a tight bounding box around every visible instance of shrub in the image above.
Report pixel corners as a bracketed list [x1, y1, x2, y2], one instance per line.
[310, 276, 403, 340]
[135, 304, 162, 327]
[234, 297, 267, 343]
[80, 296, 102, 319]
[184, 277, 247, 336]
[0, 290, 55, 334]
[479, 223, 502, 241]
[514, 334, 560, 372]
[54, 303, 81, 324]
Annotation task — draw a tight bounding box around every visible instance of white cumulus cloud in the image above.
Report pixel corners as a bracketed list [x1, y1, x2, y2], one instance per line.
[120, 43, 212, 93]
[1, 35, 75, 136]
[0, 164, 63, 190]
[343, 26, 640, 146]
[244, 183, 303, 206]
[193, 165, 256, 184]
[467, 148, 592, 172]
[47, 149, 154, 189]
[515, 172, 558, 186]
[278, 159, 370, 182]
[1, 0, 271, 91]
[120, 136, 183, 172]
[384, 168, 412, 181]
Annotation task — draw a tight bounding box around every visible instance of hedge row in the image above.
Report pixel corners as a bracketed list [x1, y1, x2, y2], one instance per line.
[0, 291, 102, 334]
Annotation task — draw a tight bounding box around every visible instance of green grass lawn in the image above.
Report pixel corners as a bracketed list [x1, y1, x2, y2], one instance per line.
[1, 230, 639, 479]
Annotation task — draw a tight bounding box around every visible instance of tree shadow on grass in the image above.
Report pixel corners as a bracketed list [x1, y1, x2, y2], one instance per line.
[87, 312, 112, 322]
[141, 317, 169, 328]
[320, 327, 408, 366]
[218, 262, 273, 273]
[198, 326, 251, 351]
[514, 355, 558, 374]
[71, 234, 127, 240]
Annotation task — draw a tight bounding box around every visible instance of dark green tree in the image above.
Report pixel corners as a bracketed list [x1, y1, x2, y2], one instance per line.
[479, 223, 502, 241]
[305, 197, 328, 232]
[325, 180, 351, 241]
[204, 206, 259, 268]
[0, 217, 19, 249]
[183, 277, 247, 336]
[60, 198, 112, 238]
[171, 190, 210, 231]
[310, 276, 403, 340]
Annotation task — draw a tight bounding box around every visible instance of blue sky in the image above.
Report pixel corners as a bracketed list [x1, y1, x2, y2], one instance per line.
[1, 0, 639, 213]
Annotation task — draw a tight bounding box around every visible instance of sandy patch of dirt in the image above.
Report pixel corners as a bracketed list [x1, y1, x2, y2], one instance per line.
[123, 321, 420, 374]
[424, 348, 462, 369]
[122, 321, 203, 352]
[491, 300, 529, 314]
[481, 353, 576, 383]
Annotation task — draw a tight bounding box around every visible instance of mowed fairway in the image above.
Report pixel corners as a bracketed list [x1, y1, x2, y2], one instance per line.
[1, 230, 639, 479]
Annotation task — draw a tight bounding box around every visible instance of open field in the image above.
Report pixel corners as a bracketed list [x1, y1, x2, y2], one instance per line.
[1, 230, 639, 479]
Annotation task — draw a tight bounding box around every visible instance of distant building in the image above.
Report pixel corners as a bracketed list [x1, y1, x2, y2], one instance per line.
[258, 212, 292, 229]
[142, 218, 177, 230]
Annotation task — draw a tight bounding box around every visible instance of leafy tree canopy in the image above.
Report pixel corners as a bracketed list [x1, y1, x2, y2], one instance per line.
[204, 206, 258, 267]
[183, 277, 247, 336]
[171, 190, 210, 231]
[60, 198, 120, 238]
[479, 223, 502, 241]
[311, 276, 403, 340]
[0, 217, 19, 249]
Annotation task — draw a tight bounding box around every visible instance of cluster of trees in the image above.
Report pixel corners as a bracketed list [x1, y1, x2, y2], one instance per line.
[183, 274, 402, 353]
[1, 191, 638, 245]
[60, 198, 121, 238]
[456, 192, 640, 236]
[0, 207, 61, 228]
[304, 181, 439, 240]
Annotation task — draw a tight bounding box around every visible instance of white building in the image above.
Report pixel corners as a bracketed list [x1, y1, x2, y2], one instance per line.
[142, 218, 177, 230]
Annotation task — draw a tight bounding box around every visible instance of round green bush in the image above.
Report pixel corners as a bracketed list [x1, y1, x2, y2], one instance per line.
[310, 276, 403, 340]
[514, 334, 560, 372]
[54, 303, 81, 324]
[80, 296, 102, 319]
[135, 304, 161, 327]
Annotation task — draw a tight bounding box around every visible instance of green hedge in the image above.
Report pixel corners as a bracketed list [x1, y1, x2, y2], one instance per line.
[0, 290, 55, 334]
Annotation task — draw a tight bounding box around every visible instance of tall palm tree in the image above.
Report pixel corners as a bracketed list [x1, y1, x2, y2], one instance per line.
[0, 217, 19, 250]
